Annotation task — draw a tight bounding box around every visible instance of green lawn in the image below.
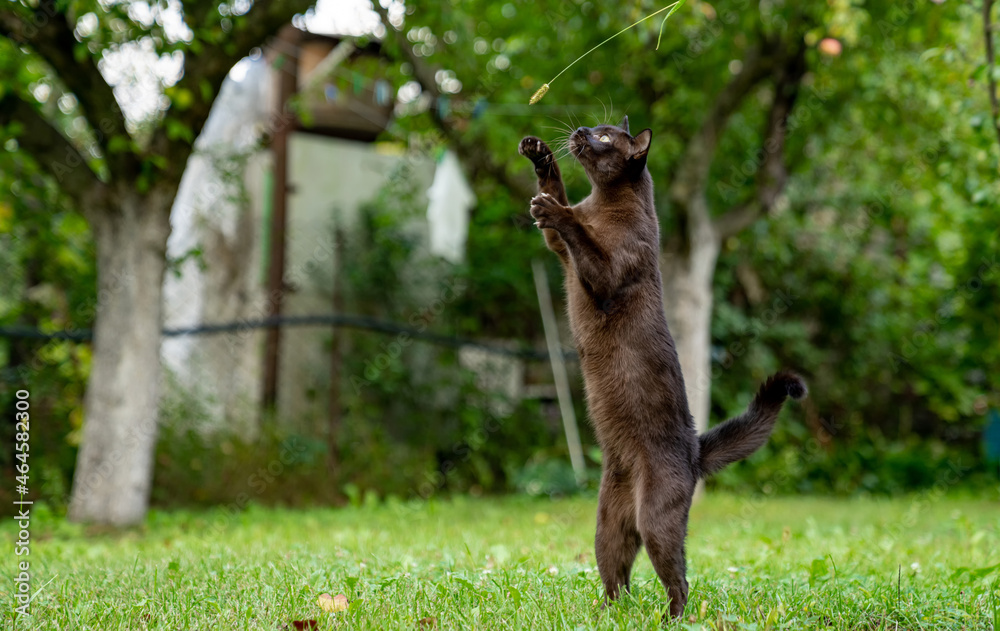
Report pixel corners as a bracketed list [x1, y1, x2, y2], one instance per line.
[3, 492, 999, 630]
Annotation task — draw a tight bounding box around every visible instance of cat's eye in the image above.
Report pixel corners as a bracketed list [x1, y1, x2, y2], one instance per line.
[598, 134, 611, 143]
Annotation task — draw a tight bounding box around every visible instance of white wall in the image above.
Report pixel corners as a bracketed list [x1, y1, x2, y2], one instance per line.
[276, 133, 435, 423]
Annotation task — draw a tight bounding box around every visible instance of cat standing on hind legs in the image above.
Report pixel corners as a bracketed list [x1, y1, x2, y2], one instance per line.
[518, 117, 806, 619]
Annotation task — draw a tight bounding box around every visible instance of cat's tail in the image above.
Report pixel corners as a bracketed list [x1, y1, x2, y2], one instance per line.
[697, 371, 807, 478]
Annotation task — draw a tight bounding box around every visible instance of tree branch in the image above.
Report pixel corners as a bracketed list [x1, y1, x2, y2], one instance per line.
[714, 43, 807, 240]
[155, 0, 315, 181]
[710, 201, 758, 240]
[0, 2, 129, 180]
[667, 40, 779, 217]
[178, 0, 217, 33]
[984, 0, 1000, 150]
[0, 91, 104, 195]
[370, 2, 535, 202]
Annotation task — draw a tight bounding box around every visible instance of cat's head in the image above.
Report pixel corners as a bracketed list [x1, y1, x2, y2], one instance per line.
[567, 115, 652, 187]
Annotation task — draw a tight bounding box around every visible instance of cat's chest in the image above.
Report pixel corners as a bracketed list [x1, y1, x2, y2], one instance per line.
[564, 277, 640, 347]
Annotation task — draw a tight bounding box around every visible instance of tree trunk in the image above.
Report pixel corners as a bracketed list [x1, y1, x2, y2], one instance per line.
[661, 211, 720, 439]
[68, 190, 172, 526]
[662, 215, 720, 500]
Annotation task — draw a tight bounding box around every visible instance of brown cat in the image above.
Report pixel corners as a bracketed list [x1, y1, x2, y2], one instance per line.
[518, 117, 805, 618]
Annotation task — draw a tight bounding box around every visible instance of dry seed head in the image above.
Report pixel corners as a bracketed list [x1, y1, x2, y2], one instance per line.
[529, 83, 550, 105]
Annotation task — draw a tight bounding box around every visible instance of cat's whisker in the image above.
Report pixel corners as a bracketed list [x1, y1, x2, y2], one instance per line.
[590, 98, 604, 126]
[546, 115, 574, 131]
[554, 147, 574, 160]
[620, 101, 633, 128]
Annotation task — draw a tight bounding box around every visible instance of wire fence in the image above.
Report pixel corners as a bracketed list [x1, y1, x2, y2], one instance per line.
[0, 315, 577, 361]
[0, 314, 579, 436]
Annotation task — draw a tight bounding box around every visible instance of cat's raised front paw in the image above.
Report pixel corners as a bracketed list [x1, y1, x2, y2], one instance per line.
[519, 136, 553, 166]
[529, 192, 570, 230]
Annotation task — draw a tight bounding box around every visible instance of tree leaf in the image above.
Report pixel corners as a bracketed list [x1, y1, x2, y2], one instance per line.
[317, 592, 349, 613]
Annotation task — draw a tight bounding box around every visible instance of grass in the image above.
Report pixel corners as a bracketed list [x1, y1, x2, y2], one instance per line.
[3, 492, 999, 630]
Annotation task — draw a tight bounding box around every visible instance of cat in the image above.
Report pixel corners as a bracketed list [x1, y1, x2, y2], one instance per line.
[518, 116, 806, 618]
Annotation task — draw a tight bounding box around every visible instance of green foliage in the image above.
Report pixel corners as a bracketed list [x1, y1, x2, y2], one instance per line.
[703, 1, 998, 491]
[378, 0, 999, 494]
[152, 426, 330, 508]
[0, 150, 93, 510]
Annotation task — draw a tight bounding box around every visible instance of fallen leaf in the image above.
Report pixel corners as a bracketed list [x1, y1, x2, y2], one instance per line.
[317, 592, 349, 613]
[418, 616, 437, 628]
[289, 621, 318, 630]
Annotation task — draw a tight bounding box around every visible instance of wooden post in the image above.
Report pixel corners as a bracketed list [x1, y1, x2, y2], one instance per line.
[532, 259, 586, 485]
[327, 228, 345, 476]
[261, 27, 300, 413]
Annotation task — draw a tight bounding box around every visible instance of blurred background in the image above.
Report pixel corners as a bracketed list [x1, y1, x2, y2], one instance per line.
[0, 0, 997, 525]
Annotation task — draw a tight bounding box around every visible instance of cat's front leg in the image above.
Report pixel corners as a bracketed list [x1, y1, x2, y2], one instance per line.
[529, 192, 575, 231]
[518, 136, 569, 206]
[531, 194, 623, 302]
[520, 137, 571, 262]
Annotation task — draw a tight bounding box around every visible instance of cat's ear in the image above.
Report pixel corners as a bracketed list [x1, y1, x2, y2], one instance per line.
[630, 128, 652, 163]
[619, 115, 630, 134]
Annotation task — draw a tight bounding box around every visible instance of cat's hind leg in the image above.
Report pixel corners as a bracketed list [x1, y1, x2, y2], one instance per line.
[637, 475, 693, 619]
[595, 464, 642, 604]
